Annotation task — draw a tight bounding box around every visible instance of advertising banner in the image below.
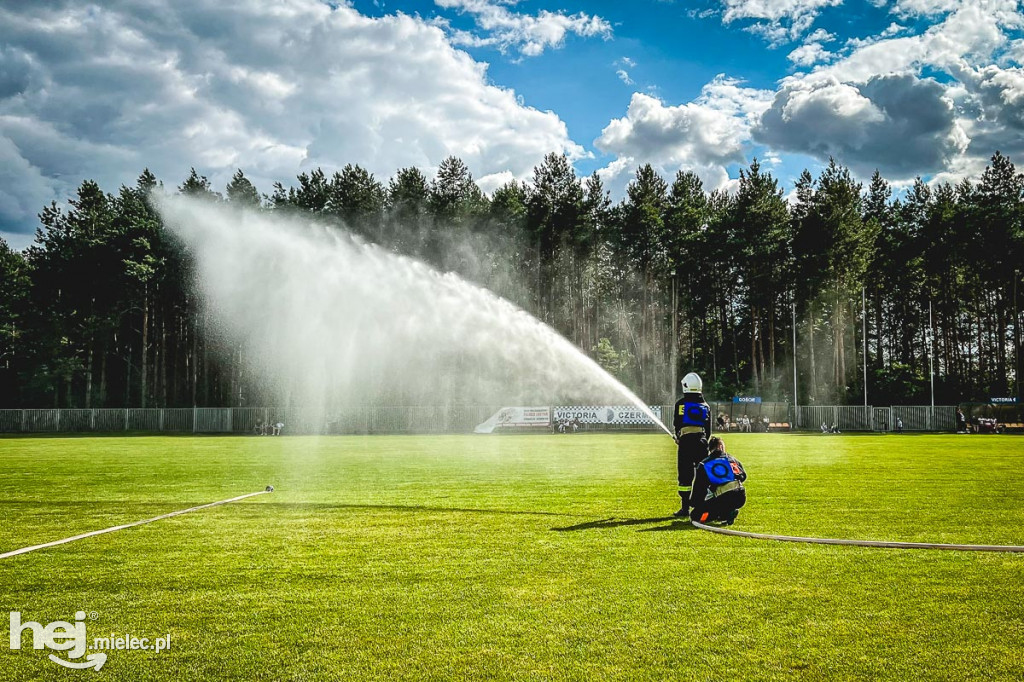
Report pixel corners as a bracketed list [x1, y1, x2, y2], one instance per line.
[474, 406, 551, 434]
[553, 405, 663, 425]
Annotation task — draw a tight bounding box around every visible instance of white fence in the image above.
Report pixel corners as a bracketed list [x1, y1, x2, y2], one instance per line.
[0, 404, 963, 434]
[891, 405, 957, 432]
[0, 406, 508, 435]
[794, 405, 957, 432]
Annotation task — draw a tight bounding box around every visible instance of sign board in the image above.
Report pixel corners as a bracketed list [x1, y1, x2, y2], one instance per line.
[733, 396, 762, 404]
[553, 405, 663, 425]
[990, 397, 1019, 404]
[473, 406, 551, 434]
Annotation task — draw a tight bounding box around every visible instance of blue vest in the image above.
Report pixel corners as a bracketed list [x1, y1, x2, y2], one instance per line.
[680, 402, 709, 427]
[704, 457, 736, 486]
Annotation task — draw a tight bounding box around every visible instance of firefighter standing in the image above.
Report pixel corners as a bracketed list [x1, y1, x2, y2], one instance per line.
[673, 372, 711, 518]
[689, 437, 747, 525]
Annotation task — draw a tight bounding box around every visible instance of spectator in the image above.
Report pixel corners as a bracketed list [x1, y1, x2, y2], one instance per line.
[956, 408, 967, 434]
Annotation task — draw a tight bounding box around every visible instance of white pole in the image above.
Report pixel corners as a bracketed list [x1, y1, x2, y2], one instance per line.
[929, 299, 935, 428]
[792, 299, 798, 426]
[862, 287, 868, 413]
[671, 268, 678, 398]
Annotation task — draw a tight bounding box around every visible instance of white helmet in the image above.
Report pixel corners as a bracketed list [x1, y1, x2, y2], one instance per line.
[681, 372, 703, 393]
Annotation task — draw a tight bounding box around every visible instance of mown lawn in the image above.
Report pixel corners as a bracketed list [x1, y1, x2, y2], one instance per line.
[1, 433, 1022, 681]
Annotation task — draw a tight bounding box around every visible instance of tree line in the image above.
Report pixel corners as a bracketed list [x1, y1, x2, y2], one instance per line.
[0, 152, 1021, 408]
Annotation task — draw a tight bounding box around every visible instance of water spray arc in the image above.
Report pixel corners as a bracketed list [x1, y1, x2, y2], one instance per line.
[156, 195, 672, 435]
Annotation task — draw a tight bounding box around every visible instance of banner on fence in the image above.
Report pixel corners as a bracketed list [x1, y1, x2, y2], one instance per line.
[991, 397, 1019, 404]
[733, 396, 762, 404]
[473, 406, 551, 434]
[553, 405, 663, 425]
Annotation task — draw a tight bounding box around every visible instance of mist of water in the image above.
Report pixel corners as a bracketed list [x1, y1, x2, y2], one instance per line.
[155, 194, 672, 436]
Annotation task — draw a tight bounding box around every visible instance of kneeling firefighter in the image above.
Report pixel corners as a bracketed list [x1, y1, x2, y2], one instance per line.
[673, 372, 711, 518]
[690, 437, 747, 525]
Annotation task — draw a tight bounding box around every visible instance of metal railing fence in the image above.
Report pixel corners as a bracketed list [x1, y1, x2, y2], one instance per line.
[793, 405, 958, 432]
[0, 406, 501, 435]
[0, 404, 968, 434]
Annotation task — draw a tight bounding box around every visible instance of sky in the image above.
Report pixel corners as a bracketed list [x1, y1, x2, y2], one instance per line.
[1, 0, 1022, 248]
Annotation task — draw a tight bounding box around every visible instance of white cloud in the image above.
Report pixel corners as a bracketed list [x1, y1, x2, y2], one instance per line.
[615, 57, 636, 85]
[754, 74, 969, 178]
[819, 2, 1017, 83]
[0, 0, 585, 242]
[880, 22, 908, 37]
[596, 0, 1024, 192]
[788, 26, 836, 65]
[719, 0, 842, 44]
[753, 0, 1024, 181]
[595, 76, 772, 191]
[805, 28, 836, 43]
[893, 0, 963, 17]
[788, 41, 832, 66]
[952, 62, 1024, 158]
[1007, 39, 1024, 64]
[434, 0, 611, 57]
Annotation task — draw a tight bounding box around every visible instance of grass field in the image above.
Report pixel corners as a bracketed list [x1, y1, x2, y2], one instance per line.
[1, 433, 1023, 681]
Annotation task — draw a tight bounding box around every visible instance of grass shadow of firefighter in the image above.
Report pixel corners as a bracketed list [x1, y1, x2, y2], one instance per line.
[552, 516, 697, 532]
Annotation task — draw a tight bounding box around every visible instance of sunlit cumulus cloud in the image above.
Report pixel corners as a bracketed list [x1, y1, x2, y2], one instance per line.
[0, 0, 585, 242]
[754, 74, 969, 177]
[595, 76, 773, 191]
[719, 0, 843, 44]
[788, 28, 836, 66]
[756, 0, 1024, 181]
[434, 0, 611, 57]
[594, 0, 1024, 192]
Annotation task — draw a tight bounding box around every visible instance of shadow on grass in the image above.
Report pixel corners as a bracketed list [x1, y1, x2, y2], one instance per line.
[260, 503, 586, 518]
[551, 516, 695, 532]
[637, 519, 700, 532]
[0, 501, 594, 521]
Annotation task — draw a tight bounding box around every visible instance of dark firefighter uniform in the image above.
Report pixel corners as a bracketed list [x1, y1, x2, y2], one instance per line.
[689, 452, 747, 524]
[673, 392, 711, 514]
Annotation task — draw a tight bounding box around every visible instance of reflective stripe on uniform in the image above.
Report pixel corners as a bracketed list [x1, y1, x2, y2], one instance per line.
[678, 485, 692, 492]
[713, 480, 742, 496]
[677, 426, 704, 436]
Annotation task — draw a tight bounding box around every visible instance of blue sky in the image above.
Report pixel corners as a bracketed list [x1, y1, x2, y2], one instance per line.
[1, 0, 1023, 248]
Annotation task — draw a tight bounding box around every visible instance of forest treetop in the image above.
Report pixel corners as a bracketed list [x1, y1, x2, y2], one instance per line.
[0, 152, 1021, 409]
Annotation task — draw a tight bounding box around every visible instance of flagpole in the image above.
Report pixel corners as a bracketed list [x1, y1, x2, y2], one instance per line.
[929, 299, 935, 428]
[792, 298, 798, 427]
[862, 287, 868, 412]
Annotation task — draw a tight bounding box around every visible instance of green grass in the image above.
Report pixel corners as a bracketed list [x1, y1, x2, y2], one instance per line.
[1, 433, 1023, 681]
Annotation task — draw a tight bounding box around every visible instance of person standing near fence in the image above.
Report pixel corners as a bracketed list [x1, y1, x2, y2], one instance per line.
[673, 372, 711, 518]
